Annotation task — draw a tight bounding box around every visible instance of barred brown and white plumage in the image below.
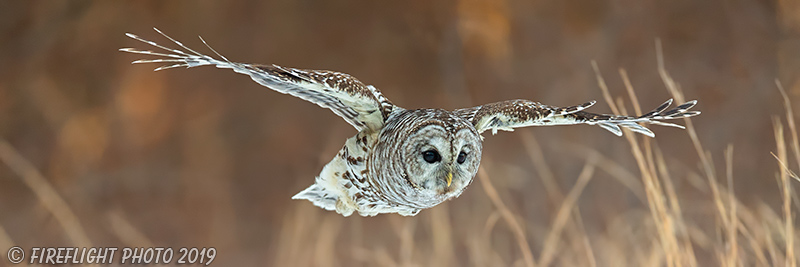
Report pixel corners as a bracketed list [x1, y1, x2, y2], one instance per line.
[456, 98, 698, 137]
[121, 28, 700, 217]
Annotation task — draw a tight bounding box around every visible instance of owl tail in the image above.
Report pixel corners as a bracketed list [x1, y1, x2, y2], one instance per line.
[292, 184, 337, 211]
[565, 99, 700, 137]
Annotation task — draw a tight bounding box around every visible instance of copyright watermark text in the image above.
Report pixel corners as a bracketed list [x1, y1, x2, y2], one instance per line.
[6, 246, 216, 265]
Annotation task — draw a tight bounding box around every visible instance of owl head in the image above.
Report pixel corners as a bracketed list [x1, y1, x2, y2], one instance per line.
[373, 109, 483, 206]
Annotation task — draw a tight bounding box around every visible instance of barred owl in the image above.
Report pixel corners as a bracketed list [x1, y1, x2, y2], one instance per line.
[121, 29, 700, 217]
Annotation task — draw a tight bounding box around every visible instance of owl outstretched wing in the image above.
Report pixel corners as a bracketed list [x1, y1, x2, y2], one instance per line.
[454, 99, 699, 137]
[120, 28, 394, 132]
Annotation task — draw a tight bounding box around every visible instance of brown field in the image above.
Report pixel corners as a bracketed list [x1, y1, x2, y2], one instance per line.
[1, 1, 799, 266]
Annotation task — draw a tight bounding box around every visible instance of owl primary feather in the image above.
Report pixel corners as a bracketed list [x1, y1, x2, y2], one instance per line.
[121, 28, 700, 217]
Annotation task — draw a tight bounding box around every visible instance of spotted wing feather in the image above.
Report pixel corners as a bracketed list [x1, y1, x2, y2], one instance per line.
[120, 28, 394, 131]
[456, 98, 700, 137]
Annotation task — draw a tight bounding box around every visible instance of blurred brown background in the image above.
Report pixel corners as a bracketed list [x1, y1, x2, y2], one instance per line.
[0, 0, 798, 266]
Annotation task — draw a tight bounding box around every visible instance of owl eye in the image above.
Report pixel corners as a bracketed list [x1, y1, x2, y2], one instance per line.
[422, 150, 441, 163]
[457, 151, 467, 164]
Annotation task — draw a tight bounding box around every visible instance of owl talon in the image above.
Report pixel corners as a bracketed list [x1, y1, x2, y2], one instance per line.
[335, 199, 355, 217]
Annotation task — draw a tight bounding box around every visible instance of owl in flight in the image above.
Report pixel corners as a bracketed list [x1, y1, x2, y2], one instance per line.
[121, 28, 700, 217]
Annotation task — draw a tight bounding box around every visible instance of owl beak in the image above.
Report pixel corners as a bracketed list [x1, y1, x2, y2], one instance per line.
[446, 171, 453, 187]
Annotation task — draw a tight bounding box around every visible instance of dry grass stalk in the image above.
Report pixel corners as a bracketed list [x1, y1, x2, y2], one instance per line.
[656, 40, 716, 182]
[275, 204, 317, 266]
[655, 40, 752, 266]
[580, 230, 598, 267]
[772, 118, 797, 267]
[520, 133, 601, 266]
[429, 207, 455, 266]
[565, 143, 647, 203]
[0, 139, 92, 248]
[724, 145, 739, 267]
[389, 215, 415, 266]
[732, 202, 769, 266]
[518, 133, 564, 205]
[478, 163, 536, 267]
[655, 145, 698, 267]
[313, 215, 343, 267]
[593, 61, 683, 267]
[619, 70, 681, 264]
[107, 210, 154, 248]
[479, 211, 502, 265]
[776, 80, 800, 174]
[777, 80, 800, 267]
[0, 224, 16, 264]
[537, 157, 597, 267]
